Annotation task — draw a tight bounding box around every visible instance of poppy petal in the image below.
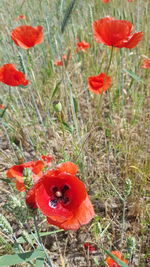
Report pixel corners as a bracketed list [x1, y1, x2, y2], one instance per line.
[56, 161, 78, 175]
[0, 64, 28, 86]
[124, 32, 143, 49]
[11, 25, 43, 49]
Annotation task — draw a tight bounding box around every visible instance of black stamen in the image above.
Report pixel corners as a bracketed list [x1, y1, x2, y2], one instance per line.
[52, 186, 58, 193]
[62, 196, 69, 204]
[49, 198, 58, 207]
[61, 185, 69, 194]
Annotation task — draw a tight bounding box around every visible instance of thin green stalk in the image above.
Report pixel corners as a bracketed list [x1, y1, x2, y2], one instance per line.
[106, 46, 114, 74]
[33, 215, 55, 267]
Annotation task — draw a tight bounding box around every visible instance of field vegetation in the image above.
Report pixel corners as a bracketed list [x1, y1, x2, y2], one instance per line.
[0, 0, 149, 266]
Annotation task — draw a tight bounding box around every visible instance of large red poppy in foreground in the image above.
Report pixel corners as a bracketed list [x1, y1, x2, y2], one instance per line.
[88, 72, 111, 94]
[26, 163, 95, 230]
[0, 64, 28, 86]
[93, 16, 143, 49]
[6, 160, 45, 191]
[11, 25, 43, 49]
[105, 251, 128, 267]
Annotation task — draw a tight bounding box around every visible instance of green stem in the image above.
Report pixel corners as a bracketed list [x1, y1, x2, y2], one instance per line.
[33, 215, 54, 267]
[106, 46, 114, 74]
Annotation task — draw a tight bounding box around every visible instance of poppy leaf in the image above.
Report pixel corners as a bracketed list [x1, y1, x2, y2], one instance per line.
[101, 247, 129, 267]
[35, 257, 45, 267]
[123, 69, 144, 84]
[51, 80, 62, 98]
[16, 229, 63, 244]
[62, 120, 74, 133]
[0, 247, 45, 266]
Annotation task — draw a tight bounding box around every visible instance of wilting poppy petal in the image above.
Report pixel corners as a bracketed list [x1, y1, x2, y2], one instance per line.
[26, 168, 95, 230]
[0, 64, 28, 86]
[6, 160, 45, 191]
[56, 161, 78, 175]
[93, 16, 143, 49]
[84, 242, 97, 252]
[76, 41, 90, 52]
[11, 25, 43, 49]
[106, 251, 128, 267]
[54, 60, 64, 66]
[141, 59, 150, 69]
[15, 15, 26, 21]
[88, 72, 111, 94]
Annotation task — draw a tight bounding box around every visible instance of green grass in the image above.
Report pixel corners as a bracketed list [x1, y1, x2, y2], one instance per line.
[0, 0, 150, 266]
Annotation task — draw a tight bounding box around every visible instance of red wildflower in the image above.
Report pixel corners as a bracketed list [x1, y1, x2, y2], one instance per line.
[141, 59, 150, 69]
[128, 0, 134, 2]
[54, 59, 64, 66]
[0, 64, 28, 86]
[84, 242, 97, 252]
[0, 104, 5, 109]
[76, 41, 90, 52]
[93, 16, 143, 49]
[11, 25, 43, 49]
[101, 0, 110, 3]
[15, 15, 26, 21]
[41, 155, 53, 165]
[106, 251, 128, 267]
[54, 54, 70, 67]
[56, 161, 78, 175]
[88, 72, 111, 94]
[26, 162, 95, 230]
[6, 160, 45, 192]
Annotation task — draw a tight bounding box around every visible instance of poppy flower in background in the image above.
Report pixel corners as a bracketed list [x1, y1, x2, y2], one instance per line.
[141, 59, 150, 69]
[84, 242, 97, 252]
[105, 251, 128, 267]
[0, 104, 5, 109]
[0, 64, 28, 86]
[41, 155, 53, 166]
[6, 160, 45, 191]
[26, 162, 95, 230]
[93, 16, 143, 49]
[128, 0, 135, 2]
[88, 72, 111, 94]
[54, 59, 64, 66]
[11, 25, 43, 49]
[101, 0, 110, 3]
[15, 15, 26, 21]
[76, 41, 90, 52]
[54, 54, 70, 67]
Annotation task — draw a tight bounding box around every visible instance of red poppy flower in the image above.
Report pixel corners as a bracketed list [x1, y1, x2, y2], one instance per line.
[15, 15, 26, 21]
[11, 25, 43, 49]
[101, 0, 110, 3]
[76, 41, 90, 52]
[88, 72, 111, 94]
[106, 251, 128, 267]
[128, 0, 134, 2]
[41, 155, 53, 165]
[93, 16, 143, 49]
[84, 242, 97, 252]
[26, 162, 95, 230]
[54, 59, 64, 66]
[6, 160, 45, 191]
[56, 161, 78, 175]
[0, 64, 28, 86]
[141, 59, 150, 69]
[0, 104, 5, 109]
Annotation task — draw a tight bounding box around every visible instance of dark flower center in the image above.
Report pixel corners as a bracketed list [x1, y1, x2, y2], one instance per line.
[49, 184, 70, 208]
